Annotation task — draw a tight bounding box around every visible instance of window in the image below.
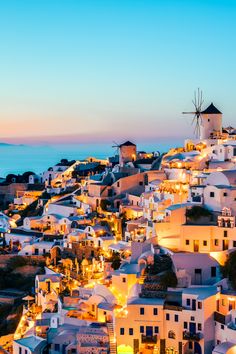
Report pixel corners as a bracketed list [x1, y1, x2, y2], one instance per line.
[198, 323, 202, 331]
[24, 351, 27, 354]
[184, 322, 187, 329]
[223, 192, 228, 197]
[140, 307, 145, 315]
[129, 328, 133, 335]
[174, 314, 178, 322]
[221, 324, 224, 330]
[139, 181, 143, 186]
[210, 192, 215, 198]
[168, 330, 176, 339]
[117, 182, 120, 187]
[222, 299, 225, 306]
[187, 299, 191, 306]
[233, 241, 236, 247]
[214, 239, 219, 246]
[203, 240, 207, 246]
[185, 239, 190, 245]
[153, 308, 158, 315]
[166, 313, 170, 321]
[154, 326, 159, 334]
[211, 267, 216, 277]
[122, 277, 126, 283]
[19, 348, 22, 354]
[198, 302, 202, 309]
[189, 342, 193, 350]
[120, 328, 125, 335]
[190, 316, 195, 321]
[140, 326, 144, 333]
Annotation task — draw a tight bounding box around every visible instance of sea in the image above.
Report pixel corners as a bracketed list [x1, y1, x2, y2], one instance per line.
[0, 138, 184, 177]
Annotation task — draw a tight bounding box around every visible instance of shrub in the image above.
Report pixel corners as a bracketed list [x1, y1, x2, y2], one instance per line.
[7, 256, 28, 271]
[159, 271, 178, 288]
[221, 251, 236, 290]
[186, 206, 212, 221]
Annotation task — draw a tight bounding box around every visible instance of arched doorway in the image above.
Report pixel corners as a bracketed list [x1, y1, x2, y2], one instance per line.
[184, 341, 202, 354]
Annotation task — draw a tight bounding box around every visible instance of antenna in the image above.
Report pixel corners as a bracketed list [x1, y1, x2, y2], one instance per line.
[183, 88, 204, 138]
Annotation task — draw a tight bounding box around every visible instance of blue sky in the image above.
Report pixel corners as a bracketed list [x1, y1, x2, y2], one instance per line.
[0, 0, 235, 143]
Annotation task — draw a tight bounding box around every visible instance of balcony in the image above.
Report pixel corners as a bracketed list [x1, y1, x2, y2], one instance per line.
[164, 303, 183, 311]
[183, 331, 202, 341]
[141, 335, 158, 344]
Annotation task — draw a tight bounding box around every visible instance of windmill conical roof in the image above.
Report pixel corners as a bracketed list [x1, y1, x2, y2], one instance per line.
[119, 141, 136, 147]
[201, 103, 222, 114]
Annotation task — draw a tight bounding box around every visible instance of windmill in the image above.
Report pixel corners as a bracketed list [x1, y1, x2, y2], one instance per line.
[183, 88, 204, 138]
[112, 141, 120, 156]
[112, 141, 122, 166]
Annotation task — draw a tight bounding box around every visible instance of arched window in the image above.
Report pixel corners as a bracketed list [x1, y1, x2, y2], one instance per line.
[168, 330, 176, 339]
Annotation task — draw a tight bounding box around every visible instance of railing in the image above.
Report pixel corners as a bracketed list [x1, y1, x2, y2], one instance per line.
[141, 335, 158, 344]
[164, 303, 183, 311]
[183, 331, 202, 341]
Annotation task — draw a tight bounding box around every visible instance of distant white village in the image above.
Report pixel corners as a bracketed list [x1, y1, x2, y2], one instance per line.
[1, 101, 236, 354]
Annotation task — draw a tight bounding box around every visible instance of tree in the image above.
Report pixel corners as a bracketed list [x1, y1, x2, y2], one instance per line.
[186, 206, 212, 221]
[159, 271, 178, 288]
[100, 199, 111, 211]
[221, 251, 236, 290]
[111, 252, 121, 270]
[7, 256, 28, 271]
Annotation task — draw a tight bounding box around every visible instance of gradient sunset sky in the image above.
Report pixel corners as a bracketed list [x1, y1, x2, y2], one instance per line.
[0, 0, 235, 144]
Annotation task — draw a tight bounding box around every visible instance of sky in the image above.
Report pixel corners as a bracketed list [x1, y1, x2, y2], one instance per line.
[0, 0, 236, 144]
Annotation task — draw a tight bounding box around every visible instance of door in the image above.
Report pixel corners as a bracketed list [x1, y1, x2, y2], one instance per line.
[194, 269, 202, 285]
[193, 240, 199, 252]
[146, 326, 153, 336]
[189, 322, 196, 333]
[223, 239, 228, 251]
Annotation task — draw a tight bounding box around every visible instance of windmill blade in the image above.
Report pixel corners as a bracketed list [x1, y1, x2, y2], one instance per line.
[192, 99, 197, 110]
[197, 88, 200, 108]
[191, 115, 197, 125]
[194, 90, 197, 108]
[182, 111, 196, 115]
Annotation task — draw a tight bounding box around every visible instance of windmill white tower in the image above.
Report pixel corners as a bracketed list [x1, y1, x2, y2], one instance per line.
[183, 89, 222, 140]
[200, 103, 222, 140]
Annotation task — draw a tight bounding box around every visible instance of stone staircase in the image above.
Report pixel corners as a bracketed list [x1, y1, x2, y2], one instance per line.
[107, 322, 117, 354]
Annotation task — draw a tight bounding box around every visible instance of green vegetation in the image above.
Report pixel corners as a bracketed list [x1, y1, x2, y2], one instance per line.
[221, 251, 236, 290]
[159, 271, 178, 288]
[100, 199, 111, 211]
[146, 254, 173, 275]
[110, 252, 121, 270]
[0, 256, 44, 290]
[186, 206, 212, 221]
[0, 304, 23, 336]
